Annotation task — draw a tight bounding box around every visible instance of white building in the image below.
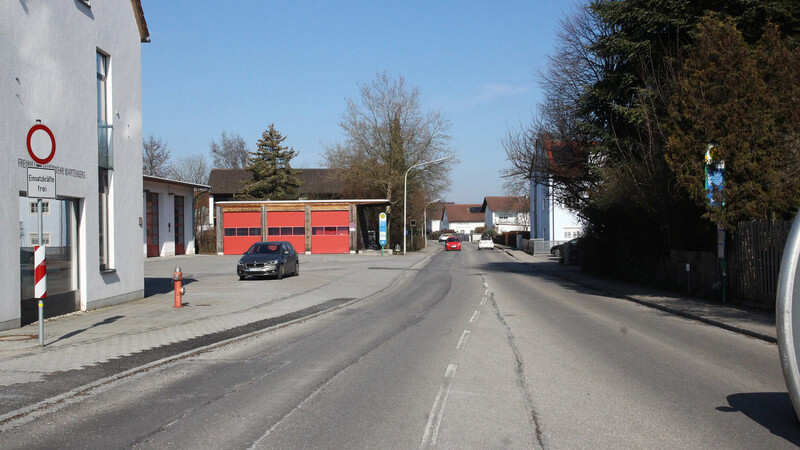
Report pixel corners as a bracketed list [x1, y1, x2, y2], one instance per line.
[2, 1, 149, 329]
[530, 139, 583, 242]
[143, 176, 210, 257]
[441, 204, 485, 237]
[482, 196, 530, 234]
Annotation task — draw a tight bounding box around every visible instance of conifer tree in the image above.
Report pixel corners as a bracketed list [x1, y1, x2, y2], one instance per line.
[238, 124, 303, 200]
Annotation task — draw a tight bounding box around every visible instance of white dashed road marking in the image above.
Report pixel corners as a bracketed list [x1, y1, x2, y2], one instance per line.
[456, 330, 470, 350]
[420, 364, 458, 449]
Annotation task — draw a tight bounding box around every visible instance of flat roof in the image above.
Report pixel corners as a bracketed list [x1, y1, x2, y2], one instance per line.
[217, 199, 390, 206]
[143, 175, 210, 190]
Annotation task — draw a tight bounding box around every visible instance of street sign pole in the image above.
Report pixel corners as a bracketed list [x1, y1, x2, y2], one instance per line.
[26, 122, 57, 346]
[705, 144, 726, 303]
[37, 199, 44, 346]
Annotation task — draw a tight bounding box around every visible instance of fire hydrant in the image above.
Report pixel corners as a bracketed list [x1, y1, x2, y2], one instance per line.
[173, 266, 185, 308]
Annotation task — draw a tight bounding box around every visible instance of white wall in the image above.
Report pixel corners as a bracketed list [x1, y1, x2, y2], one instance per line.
[1, 2, 144, 328]
[529, 179, 581, 241]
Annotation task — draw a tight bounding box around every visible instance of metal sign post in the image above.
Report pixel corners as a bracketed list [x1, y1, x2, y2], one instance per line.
[705, 144, 726, 303]
[36, 200, 45, 346]
[777, 207, 800, 422]
[27, 122, 57, 346]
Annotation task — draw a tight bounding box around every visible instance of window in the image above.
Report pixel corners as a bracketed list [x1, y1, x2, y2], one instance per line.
[29, 201, 50, 215]
[98, 168, 111, 270]
[97, 51, 113, 169]
[29, 233, 51, 246]
[269, 227, 304, 236]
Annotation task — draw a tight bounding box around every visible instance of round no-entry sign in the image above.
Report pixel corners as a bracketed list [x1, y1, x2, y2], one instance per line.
[27, 124, 56, 165]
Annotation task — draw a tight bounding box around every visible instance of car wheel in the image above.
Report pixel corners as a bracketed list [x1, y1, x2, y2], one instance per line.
[294, 261, 300, 276]
[277, 264, 284, 280]
[553, 248, 562, 258]
[238, 275, 246, 281]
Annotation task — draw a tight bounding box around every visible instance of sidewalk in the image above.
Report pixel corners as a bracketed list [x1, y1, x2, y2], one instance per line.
[502, 247, 777, 343]
[0, 246, 439, 399]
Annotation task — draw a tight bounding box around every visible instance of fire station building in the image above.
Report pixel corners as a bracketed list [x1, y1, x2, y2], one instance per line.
[216, 200, 390, 255]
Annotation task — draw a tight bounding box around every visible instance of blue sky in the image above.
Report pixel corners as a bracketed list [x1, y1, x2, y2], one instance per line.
[141, 1, 581, 204]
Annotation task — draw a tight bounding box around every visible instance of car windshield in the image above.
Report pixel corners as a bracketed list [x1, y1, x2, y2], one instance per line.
[247, 244, 280, 255]
[481, 236, 491, 240]
[447, 237, 459, 242]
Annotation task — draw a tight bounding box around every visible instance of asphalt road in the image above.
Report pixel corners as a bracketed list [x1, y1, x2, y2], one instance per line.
[0, 244, 796, 448]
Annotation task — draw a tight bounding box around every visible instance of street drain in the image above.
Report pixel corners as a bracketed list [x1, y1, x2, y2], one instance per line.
[0, 334, 38, 342]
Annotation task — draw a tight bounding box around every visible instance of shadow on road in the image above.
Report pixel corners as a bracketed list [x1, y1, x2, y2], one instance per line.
[721, 392, 800, 446]
[144, 277, 198, 297]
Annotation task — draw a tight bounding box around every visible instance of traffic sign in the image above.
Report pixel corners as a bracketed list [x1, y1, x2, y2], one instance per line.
[27, 124, 56, 165]
[379, 212, 387, 246]
[27, 167, 56, 199]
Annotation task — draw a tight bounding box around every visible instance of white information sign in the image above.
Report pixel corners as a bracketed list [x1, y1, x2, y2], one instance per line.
[27, 167, 56, 199]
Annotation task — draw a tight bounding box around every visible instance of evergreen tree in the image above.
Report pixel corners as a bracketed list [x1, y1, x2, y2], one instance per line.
[666, 17, 800, 227]
[238, 124, 303, 200]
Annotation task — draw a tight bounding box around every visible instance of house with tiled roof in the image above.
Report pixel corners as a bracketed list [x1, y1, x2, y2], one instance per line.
[441, 204, 485, 236]
[530, 138, 584, 242]
[425, 202, 448, 235]
[482, 196, 529, 234]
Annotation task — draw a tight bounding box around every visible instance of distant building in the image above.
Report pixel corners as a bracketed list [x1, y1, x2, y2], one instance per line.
[425, 202, 448, 235]
[482, 196, 529, 234]
[143, 175, 210, 257]
[3, 1, 149, 328]
[215, 199, 389, 255]
[441, 204, 485, 236]
[207, 168, 344, 225]
[530, 138, 583, 241]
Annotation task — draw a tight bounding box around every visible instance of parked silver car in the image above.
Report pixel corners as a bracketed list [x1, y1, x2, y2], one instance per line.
[237, 241, 299, 280]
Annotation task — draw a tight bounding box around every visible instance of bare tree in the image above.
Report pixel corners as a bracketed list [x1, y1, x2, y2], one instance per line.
[171, 154, 211, 185]
[502, 6, 607, 212]
[142, 134, 171, 177]
[210, 131, 249, 169]
[323, 72, 455, 245]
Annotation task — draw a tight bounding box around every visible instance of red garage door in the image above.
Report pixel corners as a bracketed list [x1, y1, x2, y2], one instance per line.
[266, 211, 306, 252]
[311, 210, 350, 254]
[223, 211, 261, 255]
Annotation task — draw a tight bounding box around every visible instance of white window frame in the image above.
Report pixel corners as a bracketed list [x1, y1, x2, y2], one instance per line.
[29, 232, 51, 246]
[29, 201, 50, 215]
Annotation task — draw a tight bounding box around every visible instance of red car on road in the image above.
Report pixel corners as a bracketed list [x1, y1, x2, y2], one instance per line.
[445, 236, 461, 251]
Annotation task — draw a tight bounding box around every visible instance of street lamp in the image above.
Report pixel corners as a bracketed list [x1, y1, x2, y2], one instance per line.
[404, 156, 452, 255]
[423, 198, 442, 248]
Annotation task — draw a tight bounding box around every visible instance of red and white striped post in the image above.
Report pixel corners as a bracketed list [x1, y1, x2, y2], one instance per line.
[35, 245, 46, 346]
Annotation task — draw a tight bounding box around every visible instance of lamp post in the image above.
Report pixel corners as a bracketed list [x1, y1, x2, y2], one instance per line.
[404, 156, 452, 255]
[424, 198, 442, 249]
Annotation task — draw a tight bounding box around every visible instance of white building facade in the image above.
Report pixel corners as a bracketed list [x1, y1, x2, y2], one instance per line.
[441, 204, 485, 237]
[530, 180, 582, 242]
[2, 1, 149, 329]
[143, 176, 209, 257]
[482, 196, 530, 234]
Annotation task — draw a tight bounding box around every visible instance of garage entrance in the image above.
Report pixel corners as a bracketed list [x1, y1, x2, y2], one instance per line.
[311, 210, 349, 254]
[266, 211, 305, 252]
[223, 211, 261, 255]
